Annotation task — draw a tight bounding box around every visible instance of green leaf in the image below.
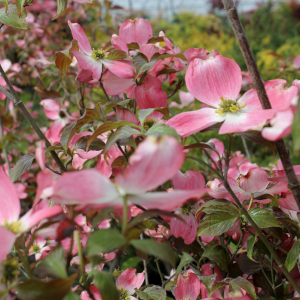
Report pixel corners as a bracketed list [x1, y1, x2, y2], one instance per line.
[157, 53, 187, 61]
[9, 153, 35, 182]
[34, 85, 62, 99]
[45, 144, 65, 154]
[104, 126, 142, 153]
[176, 252, 195, 276]
[137, 60, 157, 76]
[87, 229, 127, 256]
[157, 68, 177, 76]
[55, 40, 79, 75]
[236, 255, 261, 274]
[52, 0, 67, 20]
[0, 0, 8, 12]
[230, 277, 257, 300]
[133, 54, 148, 73]
[197, 211, 239, 237]
[127, 42, 140, 50]
[131, 239, 176, 267]
[73, 136, 105, 151]
[15, 273, 77, 300]
[284, 239, 300, 272]
[121, 257, 141, 270]
[128, 209, 182, 228]
[62, 291, 81, 300]
[107, 49, 128, 60]
[35, 245, 67, 278]
[86, 121, 140, 151]
[60, 122, 77, 151]
[146, 123, 181, 142]
[135, 285, 166, 300]
[61, 108, 101, 150]
[199, 274, 217, 294]
[247, 235, 256, 262]
[94, 271, 118, 300]
[0, 4, 27, 29]
[147, 36, 165, 44]
[104, 98, 133, 114]
[202, 245, 230, 271]
[16, 0, 25, 16]
[209, 280, 229, 297]
[138, 108, 155, 128]
[196, 199, 240, 216]
[184, 142, 220, 158]
[292, 99, 300, 151]
[247, 207, 281, 228]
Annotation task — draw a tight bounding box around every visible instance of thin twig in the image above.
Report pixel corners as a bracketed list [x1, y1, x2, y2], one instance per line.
[222, 0, 300, 211]
[45, 164, 62, 175]
[227, 231, 244, 270]
[0, 63, 67, 174]
[167, 79, 183, 99]
[0, 113, 10, 171]
[241, 137, 251, 161]
[140, 233, 149, 285]
[79, 83, 85, 116]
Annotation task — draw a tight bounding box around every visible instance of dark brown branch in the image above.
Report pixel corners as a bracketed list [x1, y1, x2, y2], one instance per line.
[222, 0, 300, 211]
[0, 64, 67, 174]
[167, 79, 184, 99]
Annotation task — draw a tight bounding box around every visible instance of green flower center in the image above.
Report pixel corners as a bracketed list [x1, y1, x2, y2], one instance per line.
[181, 204, 192, 215]
[3, 220, 22, 234]
[119, 288, 130, 300]
[31, 244, 41, 253]
[1, 258, 20, 285]
[91, 48, 106, 60]
[215, 97, 246, 116]
[143, 119, 156, 131]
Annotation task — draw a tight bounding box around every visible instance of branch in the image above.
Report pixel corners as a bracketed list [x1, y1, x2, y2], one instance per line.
[222, 0, 300, 211]
[167, 79, 183, 99]
[0, 63, 67, 174]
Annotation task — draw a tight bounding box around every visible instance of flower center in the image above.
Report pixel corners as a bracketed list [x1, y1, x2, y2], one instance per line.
[215, 97, 246, 116]
[119, 288, 130, 300]
[143, 119, 156, 131]
[59, 110, 67, 119]
[91, 48, 106, 60]
[1, 258, 20, 285]
[30, 244, 41, 253]
[181, 204, 192, 215]
[3, 220, 22, 234]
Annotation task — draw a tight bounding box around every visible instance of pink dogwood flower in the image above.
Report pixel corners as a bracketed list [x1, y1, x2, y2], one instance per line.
[174, 270, 201, 300]
[40, 99, 76, 144]
[102, 70, 168, 109]
[0, 172, 62, 262]
[207, 168, 287, 204]
[68, 21, 135, 81]
[262, 79, 299, 141]
[81, 268, 144, 300]
[170, 91, 195, 109]
[166, 51, 297, 137]
[0, 59, 22, 101]
[26, 236, 50, 260]
[111, 18, 153, 52]
[48, 136, 207, 211]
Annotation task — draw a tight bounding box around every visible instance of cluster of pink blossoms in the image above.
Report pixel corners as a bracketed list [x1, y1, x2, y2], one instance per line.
[1, 15, 300, 300]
